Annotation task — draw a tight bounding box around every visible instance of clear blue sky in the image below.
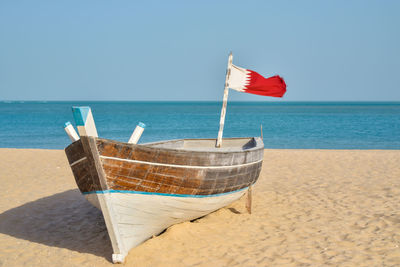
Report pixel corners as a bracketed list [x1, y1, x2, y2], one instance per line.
[0, 0, 399, 101]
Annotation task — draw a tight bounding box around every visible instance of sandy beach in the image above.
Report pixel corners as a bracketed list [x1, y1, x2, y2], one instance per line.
[0, 148, 399, 266]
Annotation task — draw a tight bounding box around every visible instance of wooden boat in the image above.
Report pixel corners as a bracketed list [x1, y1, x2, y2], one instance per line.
[64, 106, 264, 263]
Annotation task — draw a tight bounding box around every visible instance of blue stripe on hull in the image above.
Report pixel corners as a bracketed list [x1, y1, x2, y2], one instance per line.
[82, 187, 248, 198]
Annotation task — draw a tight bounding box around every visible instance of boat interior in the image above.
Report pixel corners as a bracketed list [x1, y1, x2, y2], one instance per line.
[143, 137, 263, 152]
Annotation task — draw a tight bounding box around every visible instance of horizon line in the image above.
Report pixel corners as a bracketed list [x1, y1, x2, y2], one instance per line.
[1, 100, 400, 103]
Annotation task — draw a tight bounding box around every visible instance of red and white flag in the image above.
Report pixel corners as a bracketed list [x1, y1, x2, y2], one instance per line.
[228, 64, 286, 97]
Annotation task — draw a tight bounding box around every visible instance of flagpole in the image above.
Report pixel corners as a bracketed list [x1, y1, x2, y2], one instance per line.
[216, 52, 233, 148]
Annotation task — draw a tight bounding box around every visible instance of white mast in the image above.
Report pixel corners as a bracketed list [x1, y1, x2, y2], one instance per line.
[216, 52, 233, 148]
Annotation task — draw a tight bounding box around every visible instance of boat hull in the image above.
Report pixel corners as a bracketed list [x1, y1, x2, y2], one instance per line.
[84, 189, 247, 262]
[65, 136, 264, 263]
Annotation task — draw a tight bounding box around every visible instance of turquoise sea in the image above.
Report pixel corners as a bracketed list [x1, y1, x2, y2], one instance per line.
[0, 101, 399, 149]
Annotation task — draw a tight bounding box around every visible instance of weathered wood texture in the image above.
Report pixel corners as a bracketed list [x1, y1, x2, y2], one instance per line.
[97, 138, 263, 195]
[65, 139, 95, 193]
[64, 137, 104, 193]
[65, 137, 264, 196]
[97, 138, 263, 166]
[101, 158, 262, 195]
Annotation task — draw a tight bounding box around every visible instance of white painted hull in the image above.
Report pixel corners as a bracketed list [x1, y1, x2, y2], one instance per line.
[84, 189, 247, 263]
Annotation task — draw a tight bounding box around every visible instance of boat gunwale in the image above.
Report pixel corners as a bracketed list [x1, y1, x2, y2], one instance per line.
[67, 137, 264, 155]
[95, 136, 264, 155]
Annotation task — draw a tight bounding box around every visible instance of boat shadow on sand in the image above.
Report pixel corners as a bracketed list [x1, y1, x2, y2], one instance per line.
[0, 189, 245, 262]
[0, 189, 113, 262]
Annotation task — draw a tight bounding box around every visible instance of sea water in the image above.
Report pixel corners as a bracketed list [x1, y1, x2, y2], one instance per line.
[0, 101, 399, 149]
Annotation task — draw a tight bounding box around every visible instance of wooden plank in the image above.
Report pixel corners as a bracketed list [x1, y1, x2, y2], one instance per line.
[96, 138, 262, 166]
[100, 155, 262, 195]
[71, 106, 128, 263]
[106, 189, 247, 255]
[85, 136, 128, 263]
